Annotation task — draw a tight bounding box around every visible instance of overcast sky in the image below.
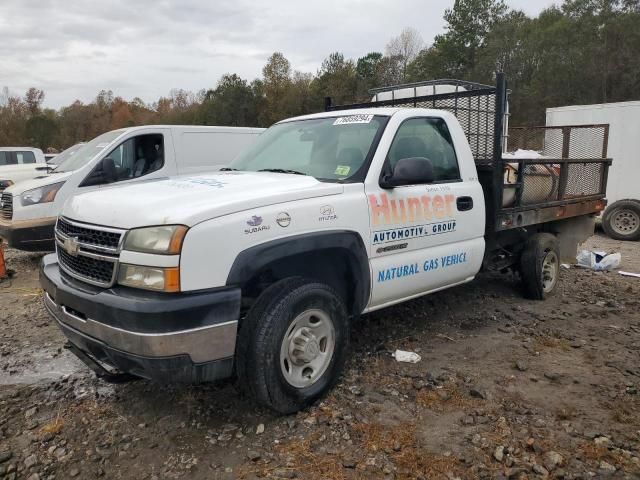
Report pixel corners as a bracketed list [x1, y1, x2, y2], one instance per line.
[1, 0, 558, 109]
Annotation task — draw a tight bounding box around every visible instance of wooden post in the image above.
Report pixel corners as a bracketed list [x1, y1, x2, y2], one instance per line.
[0, 240, 7, 281]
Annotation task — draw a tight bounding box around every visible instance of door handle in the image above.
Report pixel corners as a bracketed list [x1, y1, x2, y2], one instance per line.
[456, 196, 473, 211]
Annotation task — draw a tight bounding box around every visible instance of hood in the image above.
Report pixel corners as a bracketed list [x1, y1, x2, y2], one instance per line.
[63, 171, 344, 229]
[4, 171, 74, 195]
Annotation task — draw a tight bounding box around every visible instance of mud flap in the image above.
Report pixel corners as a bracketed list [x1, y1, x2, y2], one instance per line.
[64, 342, 139, 384]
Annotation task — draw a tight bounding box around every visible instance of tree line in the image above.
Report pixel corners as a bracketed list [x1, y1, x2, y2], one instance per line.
[1, 0, 638, 151]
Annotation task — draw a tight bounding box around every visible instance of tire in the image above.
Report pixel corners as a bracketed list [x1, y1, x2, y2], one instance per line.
[602, 199, 640, 241]
[236, 277, 349, 414]
[520, 233, 560, 300]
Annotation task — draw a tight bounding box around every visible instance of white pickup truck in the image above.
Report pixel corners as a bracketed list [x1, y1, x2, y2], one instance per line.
[40, 77, 611, 413]
[0, 147, 47, 191]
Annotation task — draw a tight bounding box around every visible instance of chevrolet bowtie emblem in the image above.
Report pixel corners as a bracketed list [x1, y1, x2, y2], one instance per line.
[63, 236, 80, 257]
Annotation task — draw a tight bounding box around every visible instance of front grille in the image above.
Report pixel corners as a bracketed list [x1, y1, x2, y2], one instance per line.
[58, 248, 116, 286]
[55, 218, 125, 287]
[57, 217, 122, 250]
[1, 193, 12, 220]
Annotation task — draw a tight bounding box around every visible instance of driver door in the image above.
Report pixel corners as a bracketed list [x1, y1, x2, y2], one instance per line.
[366, 116, 484, 309]
[80, 129, 175, 189]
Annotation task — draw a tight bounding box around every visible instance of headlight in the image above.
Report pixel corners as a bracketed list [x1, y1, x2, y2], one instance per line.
[123, 225, 188, 254]
[118, 264, 180, 292]
[0, 180, 14, 190]
[22, 182, 65, 206]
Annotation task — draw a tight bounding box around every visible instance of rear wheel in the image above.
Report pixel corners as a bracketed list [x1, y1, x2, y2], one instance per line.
[520, 233, 560, 300]
[602, 199, 640, 241]
[236, 277, 349, 414]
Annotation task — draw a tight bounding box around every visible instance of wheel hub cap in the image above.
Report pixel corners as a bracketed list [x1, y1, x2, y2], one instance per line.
[290, 327, 321, 364]
[279, 309, 336, 388]
[542, 250, 558, 293]
[612, 209, 639, 234]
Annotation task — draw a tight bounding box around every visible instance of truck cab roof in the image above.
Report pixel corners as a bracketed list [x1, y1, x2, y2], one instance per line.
[279, 107, 441, 123]
[0, 147, 45, 153]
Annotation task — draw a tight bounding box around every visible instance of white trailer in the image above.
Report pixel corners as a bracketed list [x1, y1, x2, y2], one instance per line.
[546, 101, 640, 240]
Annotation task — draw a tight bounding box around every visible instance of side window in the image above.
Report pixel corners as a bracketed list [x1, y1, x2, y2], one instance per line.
[16, 151, 36, 164]
[386, 118, 460, 183]
[0, 152, 14, 166]
[96, 134, 164, 184]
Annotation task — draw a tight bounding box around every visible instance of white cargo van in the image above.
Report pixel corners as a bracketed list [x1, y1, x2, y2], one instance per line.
[547, 101, 640, 241]
[0, 147, 47, 192]
[0, 125, 264, 251]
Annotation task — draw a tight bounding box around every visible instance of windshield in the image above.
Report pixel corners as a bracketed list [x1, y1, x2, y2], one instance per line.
[229, 115, 388, 181]
[54, 130, 124, 172]
[47, 143, 85, 166]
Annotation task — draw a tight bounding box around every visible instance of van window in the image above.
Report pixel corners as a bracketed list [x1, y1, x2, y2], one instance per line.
[88, 134, 164, 184]
[16, 151, 36, 164]
[55, 130, 124, 173]
[0, 152, 14, 166]
[179, 132, 254, 169]
[386, 117, 460, 183]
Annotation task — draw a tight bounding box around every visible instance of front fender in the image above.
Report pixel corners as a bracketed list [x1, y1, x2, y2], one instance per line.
[226, 230, 371, 315]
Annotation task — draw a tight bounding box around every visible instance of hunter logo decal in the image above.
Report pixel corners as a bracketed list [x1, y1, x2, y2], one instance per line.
[369, 192, 457, 244]
[244, 215, 270, 234]
[372, 221, 457, 244]
[368, 192, 456, 226]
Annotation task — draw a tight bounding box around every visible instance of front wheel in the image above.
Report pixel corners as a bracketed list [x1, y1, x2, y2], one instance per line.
[236, 277, 349, 414]
[520, 233, 560, 300]
[602, 199, 640, 241]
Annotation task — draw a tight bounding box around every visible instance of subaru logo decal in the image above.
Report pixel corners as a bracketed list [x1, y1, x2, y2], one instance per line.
[246, 215, 263, 227]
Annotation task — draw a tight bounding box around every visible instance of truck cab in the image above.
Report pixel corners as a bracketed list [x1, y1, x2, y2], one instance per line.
[0, 147, 47, 192]
[40, 78, 610, 414]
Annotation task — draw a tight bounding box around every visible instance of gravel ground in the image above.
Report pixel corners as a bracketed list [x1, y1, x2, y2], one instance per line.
[0, 234, 639, 480]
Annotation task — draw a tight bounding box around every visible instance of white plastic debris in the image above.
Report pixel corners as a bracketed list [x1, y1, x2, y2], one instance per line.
[619, 271, 640, 278]
[502, 149, 549, 160]
[392, 349, 422, 363]
[576, 250, 621, 271]
[561, 263, 571, 269]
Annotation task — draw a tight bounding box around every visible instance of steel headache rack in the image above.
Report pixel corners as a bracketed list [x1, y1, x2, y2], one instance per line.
[325, 73, 612, 233]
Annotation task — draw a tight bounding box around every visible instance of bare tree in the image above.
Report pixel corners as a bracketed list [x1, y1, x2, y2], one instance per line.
[385, 27, 424, 81]
[24, 87, 45, 115]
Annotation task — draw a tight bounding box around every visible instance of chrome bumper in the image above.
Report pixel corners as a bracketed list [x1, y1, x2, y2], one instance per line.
[44, 291, 238, 364]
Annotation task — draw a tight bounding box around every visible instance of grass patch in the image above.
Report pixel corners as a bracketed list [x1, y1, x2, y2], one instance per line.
[238, 431, 346, 480]
[41, 416, 64, 435]
[353, 423, 465, 479]
[416, 382, 479, 411]
[534, 335, 571, 351]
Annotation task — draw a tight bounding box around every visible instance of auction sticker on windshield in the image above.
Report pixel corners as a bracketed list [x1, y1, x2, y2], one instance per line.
[333, 114, 374, 125]
[334, 165, 351, 176]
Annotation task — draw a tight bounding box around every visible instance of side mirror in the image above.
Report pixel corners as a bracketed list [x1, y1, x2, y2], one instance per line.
[80, 157, 117, 187]
[380, 157, 434, 189]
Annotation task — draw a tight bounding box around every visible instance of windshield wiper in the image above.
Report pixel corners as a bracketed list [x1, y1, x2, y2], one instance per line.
[257, 168, 307, 176]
